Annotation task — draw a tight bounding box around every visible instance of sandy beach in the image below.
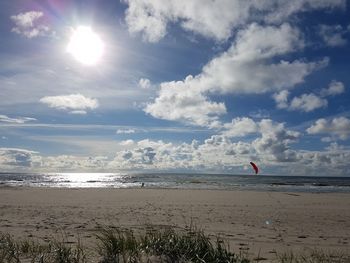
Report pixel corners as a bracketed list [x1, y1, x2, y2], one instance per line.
[0, 187, 349, 261]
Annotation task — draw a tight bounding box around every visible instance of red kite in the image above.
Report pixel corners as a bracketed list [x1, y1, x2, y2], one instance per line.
[250, 162, 259, 174]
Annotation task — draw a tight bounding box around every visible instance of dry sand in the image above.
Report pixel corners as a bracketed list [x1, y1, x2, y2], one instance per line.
[0, 187, 349, 260]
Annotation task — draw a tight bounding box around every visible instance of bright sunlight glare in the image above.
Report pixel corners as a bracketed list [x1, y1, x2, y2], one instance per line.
[67, 26, 104, 66]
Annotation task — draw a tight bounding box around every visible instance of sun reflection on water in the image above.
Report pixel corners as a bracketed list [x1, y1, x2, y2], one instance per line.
[46, 173, 126, 188]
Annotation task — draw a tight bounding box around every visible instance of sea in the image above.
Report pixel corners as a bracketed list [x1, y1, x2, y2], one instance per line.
[1, 172, 350, 193]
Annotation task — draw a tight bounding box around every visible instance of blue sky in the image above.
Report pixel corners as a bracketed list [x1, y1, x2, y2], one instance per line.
[0, 0, 349, 175]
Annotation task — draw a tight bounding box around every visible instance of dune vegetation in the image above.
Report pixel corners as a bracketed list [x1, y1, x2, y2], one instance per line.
[0, 226, 349, 263]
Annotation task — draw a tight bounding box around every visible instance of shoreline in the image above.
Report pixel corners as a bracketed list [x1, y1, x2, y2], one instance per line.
[2, 184, 350, 194]
[1, 187, 349, 260]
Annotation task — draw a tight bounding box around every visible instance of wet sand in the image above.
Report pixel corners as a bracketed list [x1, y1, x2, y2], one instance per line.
[0, 187, 349, 260]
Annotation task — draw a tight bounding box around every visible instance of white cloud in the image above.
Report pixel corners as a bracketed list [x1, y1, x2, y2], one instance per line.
[124, 0, 248, 42]
[307, 117, 350, 140]
[116, 129, 136, 134]
[318, 24, 348, 47]
[289, 93, 328, 112]
[222, 117, 258, 137]
[10, 11, 51, 38]
[146, 24, 327, 126]
[195, 23, 327, 95]
[1, 120, 349, 175]
[296, 146, 350, 176]
[119, 139, 135, 146]
[40, 94, 98, 114]
[144, 75, 226, 127]
[273, 90, 290, 109]
[1, 141, 341, 175]
[154, 23, 326, 94]
[0, 148, 41, 168]
[274, 80, 345, 112]
[321, 137, 333, 143]
[320, 80, 345, 97]
[70, 110, 88, 115]
[254, 119, 300, 162]
[123, 0, 345, 42]
[221, 117, 301, 162]
[139, 78, 152, 89]
[264, 0, 346, 23]
[109, 119, 301, 171]
[42, 155, 108, 170]
[229, 23, 304, 62]
[0, 114, 36, 124]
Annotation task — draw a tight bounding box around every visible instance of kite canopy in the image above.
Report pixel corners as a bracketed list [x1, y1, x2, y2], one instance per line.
[250, 162, 259, 174]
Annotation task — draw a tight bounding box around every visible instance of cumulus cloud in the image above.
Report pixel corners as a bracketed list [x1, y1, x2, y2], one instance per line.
[274, 80, 345, 112]
[249, 109, 270, 119]
[264, 0, 345, 23]
[273, 90, 290, 109]
[113, 119, 300, 171]
[111, 139, 173, 169]
[289, 93, 328, 112]
[297, 146, 350, 176]
[0, 148, 41, 168]
[138, 78, 152, 89]
[110, 136, 242, 171]
[222, 117, 258, 137]
[193, 23, 326, 95]
[318, 24, 348, 47]
[1, 120, 349, 175]
[43, 155, 108, 170]
[160, 23, 325, 93]
[123, 0, 345, 42]
[0, 114, 36, 124]
[254, 119, 300, 162]
[273, 91, 328, 113]
[146, 24, 327, 126]
[220, 117, 301, 162]
[109, 118, 301, 171]
[10, 11, 51, 38]
[221, 117, 300, 162]
[40, 94, 98, 114]
[307, 117, 350, 140]
[320, 80, 345, 97]
[145, 75, 226, 127]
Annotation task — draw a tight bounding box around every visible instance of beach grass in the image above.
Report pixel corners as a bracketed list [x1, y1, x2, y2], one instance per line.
[95, 225, 248, 263]
[1, 227, 350, 263]
[1, 226, 247, 263]
[0, 232, 87, 263]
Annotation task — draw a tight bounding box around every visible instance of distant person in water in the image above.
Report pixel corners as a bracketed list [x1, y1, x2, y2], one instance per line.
[141, 182, 145, 188]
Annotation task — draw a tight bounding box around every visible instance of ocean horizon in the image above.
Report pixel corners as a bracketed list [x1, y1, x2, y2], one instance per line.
[1, 172, 350, 193]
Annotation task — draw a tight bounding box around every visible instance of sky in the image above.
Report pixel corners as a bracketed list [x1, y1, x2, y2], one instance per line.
[0, 0, 350, 176]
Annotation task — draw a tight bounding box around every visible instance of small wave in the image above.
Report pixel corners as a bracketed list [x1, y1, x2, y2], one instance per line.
[189, 180, 205, 184]
[270, 182, 302, 186]
[312, 183, 330, 187]
[86, 180, 102, 183]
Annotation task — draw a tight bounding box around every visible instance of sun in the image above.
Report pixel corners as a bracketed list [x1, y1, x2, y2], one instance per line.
[67, 26, 104, 66]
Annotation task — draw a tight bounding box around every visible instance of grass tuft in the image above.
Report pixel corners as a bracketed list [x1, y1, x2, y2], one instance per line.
[0, 232, 86, 263]
[51, 237, 87, 263]
[0, 232, 21, 263]
[94, 225, 248, 262]
[139, 227, 243, 262]
[96, 227, 138, 263]
[1, 228, 350, 263]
